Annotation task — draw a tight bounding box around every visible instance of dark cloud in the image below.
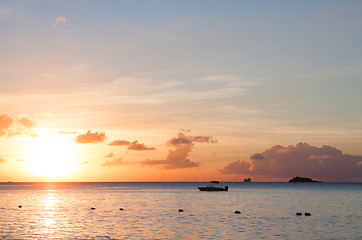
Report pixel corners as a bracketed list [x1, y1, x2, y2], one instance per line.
[250, 153, 265, 160]
[74, 130, 106, 143]
[167, 133, 193, 146]
[128, 141, 155, 151]
[108, 140, 130, 146]
[167, 132, 217, 146]
[140, 132, 216, 169]
[193, 136, 217, 143]
[221, 143, 362, 182]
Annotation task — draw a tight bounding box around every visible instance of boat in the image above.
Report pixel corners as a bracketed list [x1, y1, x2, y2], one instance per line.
[243, 177, 251, 183]
[198, 181, 228, 191]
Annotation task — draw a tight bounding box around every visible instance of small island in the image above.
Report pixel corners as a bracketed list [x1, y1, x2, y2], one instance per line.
[288, 176, 322, 182]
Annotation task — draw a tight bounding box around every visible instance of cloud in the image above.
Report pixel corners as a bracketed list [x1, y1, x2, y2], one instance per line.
[53, 16, 66, 28]
[128, 141, 155, 151]
[102, 156, 131, 167]
[221, 143, 362, 182]
[108, 139, 155, 150]
[140, 132, 216, 169]
[0, 114, 14, 137]
[0, 157, 6, 163]
[193, 136, 217, 143]
[250, 153, 265, 160]
[167, 132, 217, 146]
[108, 140, 131, 146]
[0, 114, 35, 137]
[57, 131, 80, 135]
[18, 118, 35, 128]
[105, 152, 115, 158]
[74, 130, 106, 143]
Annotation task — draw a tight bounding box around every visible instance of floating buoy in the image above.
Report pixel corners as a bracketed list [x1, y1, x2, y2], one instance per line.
[91, 207, 96, 210]
[119, 208, 124, 211]
[305, 212, 311, 216]
[18, 205, 22, 208]
[296, 212, 302, 216]
[234, 210, 241, 214]
[179, 209, 184, 212]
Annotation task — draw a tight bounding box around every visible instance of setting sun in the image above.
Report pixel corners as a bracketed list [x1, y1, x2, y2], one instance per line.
[24, 133, 80, 178]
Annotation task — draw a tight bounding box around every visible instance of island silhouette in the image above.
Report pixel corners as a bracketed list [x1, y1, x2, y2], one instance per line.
[288, 176, 322, 182]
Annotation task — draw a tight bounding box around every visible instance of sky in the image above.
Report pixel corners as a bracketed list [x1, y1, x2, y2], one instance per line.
[0, 0, 361, 182]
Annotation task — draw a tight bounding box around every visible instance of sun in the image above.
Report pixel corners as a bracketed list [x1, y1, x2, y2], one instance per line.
[24, 133, 80, 178]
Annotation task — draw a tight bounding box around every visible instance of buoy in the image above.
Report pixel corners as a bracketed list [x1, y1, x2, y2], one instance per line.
[234, 210, 241, 214]
[178, 209, 183, 212]
[119, 208, 124, 211]
[18, 205, 22, 208]
[91, 207, 96, 210]
[296, 212, 302, 216]
[305, 212, 311, 216]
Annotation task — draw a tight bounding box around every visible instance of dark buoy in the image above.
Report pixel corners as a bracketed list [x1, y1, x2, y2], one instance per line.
[296, 212, 302, 216]
[234, 210, 241, 214]
[305, 212, 311, 216]
[18, 205, 22, 208]
[119, 208, 124, 211]
[91, 207, 96, 210]
[179, 209, 184, 212]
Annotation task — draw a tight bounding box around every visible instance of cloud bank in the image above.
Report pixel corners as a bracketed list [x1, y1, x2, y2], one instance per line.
[141, 132, 216, 169]
[221, 143, 362, 182]
[74, 130, 106, 143]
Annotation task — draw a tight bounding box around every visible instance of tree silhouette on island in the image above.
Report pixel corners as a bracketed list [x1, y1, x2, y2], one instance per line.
[288, 176, 322, 182]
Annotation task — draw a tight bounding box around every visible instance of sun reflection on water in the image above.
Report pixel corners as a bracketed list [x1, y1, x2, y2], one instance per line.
[40, 192, 59, 237]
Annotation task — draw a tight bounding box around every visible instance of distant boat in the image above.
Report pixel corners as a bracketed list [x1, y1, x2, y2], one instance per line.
[198, 181, 228, 191]
[243, 178, 251, 183]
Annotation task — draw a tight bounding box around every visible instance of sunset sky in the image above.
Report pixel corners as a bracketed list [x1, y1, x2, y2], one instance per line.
[1, 0, 361, 182]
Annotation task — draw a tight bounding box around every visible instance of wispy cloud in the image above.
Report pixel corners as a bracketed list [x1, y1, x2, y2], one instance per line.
[108, 140, 130, 146]
[53, 16, 66, 28]
[108, 139, 155, 150]
[0, 157, 6, 163]
[57, 130, 80, 135]
[102, 157, 130, 167]
[221, 143, 362, 182]
[74, 130, 106, 143]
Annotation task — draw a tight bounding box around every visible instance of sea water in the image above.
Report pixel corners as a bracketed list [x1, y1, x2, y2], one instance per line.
[0, 182, 361, 239]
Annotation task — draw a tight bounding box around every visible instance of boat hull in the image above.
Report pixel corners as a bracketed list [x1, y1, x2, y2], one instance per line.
[198, 186, 228, 191]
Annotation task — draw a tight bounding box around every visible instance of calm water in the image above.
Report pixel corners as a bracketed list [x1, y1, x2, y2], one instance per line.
[0, 182, 361, 239]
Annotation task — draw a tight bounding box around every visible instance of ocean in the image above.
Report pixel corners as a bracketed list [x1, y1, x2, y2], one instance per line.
[0, 182, 361, 239]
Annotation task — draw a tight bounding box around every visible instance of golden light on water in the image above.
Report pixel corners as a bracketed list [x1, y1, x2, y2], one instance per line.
[24, 133, 80, 178]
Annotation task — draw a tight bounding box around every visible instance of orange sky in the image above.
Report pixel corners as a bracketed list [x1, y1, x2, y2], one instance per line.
[1, 1, 361, 182]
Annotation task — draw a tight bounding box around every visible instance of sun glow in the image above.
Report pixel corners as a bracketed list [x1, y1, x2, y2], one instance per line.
[24, 133, 80, 178]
